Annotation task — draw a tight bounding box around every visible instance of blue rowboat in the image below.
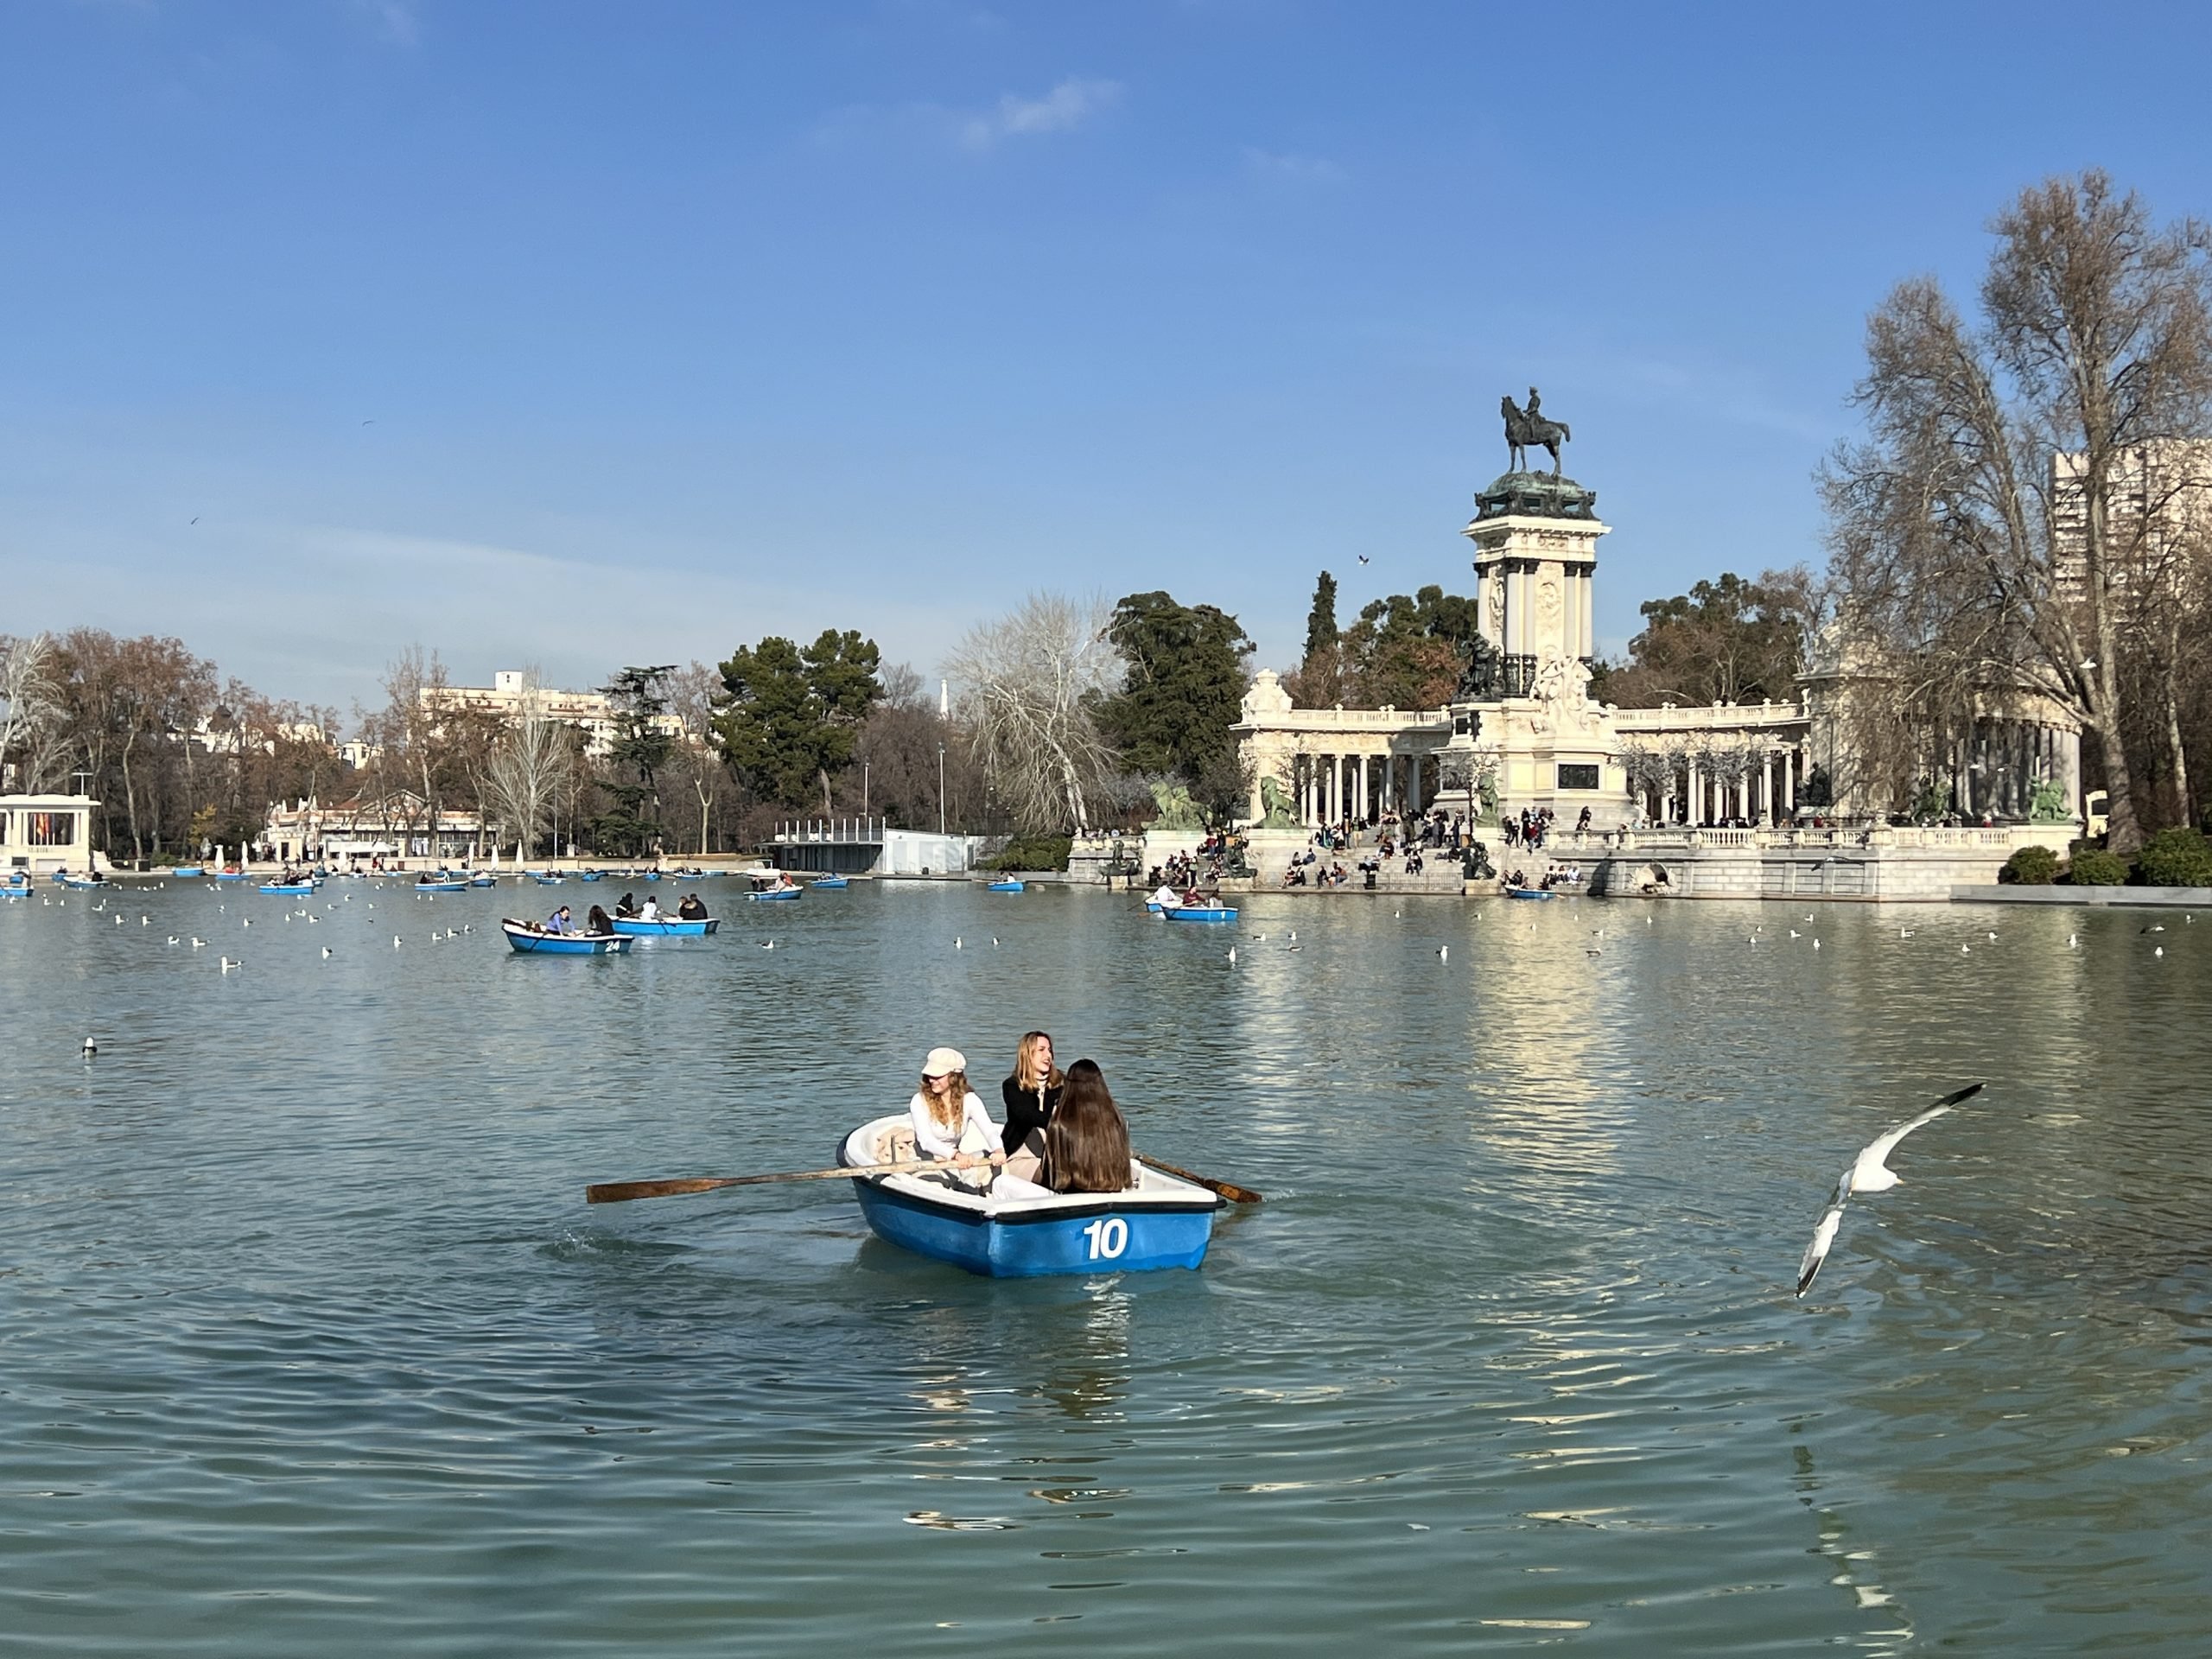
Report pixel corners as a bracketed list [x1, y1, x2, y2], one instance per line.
[746, 886, 804, 901]
[259, 881, 315, 895]
[642, 871, 662, 882]
[470, 874, 496, 887]
[1, 887, 26, 899]
[171, 866, 204, 877]
[578, 871, 603, 881]
[1162, 904, 1238, 922]
[608, 915, 719, 938]
[987, 879, 1026, 893]
[532, 874, 566, 887]
[60, 874, 106, 890]
[500, 918, 631, 956]
[1504, 887, 1554, 901]
[416, 880, 467, 893]
[838, 1116, 1220, 1277]
[812, 875, 849, 889]
[214, 871, 246, 881]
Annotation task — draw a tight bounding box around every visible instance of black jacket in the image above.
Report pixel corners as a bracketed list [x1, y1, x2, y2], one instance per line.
[1001, 1074, 1064, 1155]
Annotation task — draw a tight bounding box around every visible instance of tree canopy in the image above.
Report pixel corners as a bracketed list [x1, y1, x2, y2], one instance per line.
[591, 664, 677, 855]
[1592, 569, 1815, 709]
[714, 630, 883, 808]
[1341, 584, 1482, 709]
[1096, 590, 1254, 782]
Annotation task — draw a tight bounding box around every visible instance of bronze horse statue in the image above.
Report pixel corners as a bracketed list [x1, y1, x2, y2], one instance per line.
[1502, 389, 1570, 475]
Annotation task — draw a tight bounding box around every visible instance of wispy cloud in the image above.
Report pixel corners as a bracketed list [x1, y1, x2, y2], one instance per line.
[344, 0, 418, 46]
[961, 77, 1122, 149]
[813, 75, 1123, 156]
[1242, 146, 1345, 186]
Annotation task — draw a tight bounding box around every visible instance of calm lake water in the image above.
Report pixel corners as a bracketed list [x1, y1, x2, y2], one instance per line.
[3, 875, 2209, 1655]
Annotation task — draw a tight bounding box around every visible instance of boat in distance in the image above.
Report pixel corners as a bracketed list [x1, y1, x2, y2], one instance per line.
[986, 879, 1026, 893]
[1162, 903, 1238, 921]
[415, 878, 468, 893]
[607, 915, 719, 937]
[811, 875, 849, 889]
[499, 918, 632, 955]
[838, 1115, 1221, 1277]
[259, 881, 316, 895]
[746, 885, 804, 901]
[1503, 886, 1555, 901]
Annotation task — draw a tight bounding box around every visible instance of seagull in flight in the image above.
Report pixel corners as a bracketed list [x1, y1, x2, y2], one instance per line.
[1796, 1083, 1985, 1297]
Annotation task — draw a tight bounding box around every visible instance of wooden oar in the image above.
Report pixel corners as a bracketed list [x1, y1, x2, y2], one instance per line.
[587, 1156, 956, 1205]
[1137, 1154, 1262, 1205]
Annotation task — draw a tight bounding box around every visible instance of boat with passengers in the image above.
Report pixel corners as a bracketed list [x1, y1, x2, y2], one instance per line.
[836, 1116, 1221, 1276]
[500, 918, 631, 955]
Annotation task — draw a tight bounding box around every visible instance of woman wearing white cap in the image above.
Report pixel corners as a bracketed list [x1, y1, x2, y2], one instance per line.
[908, 1047, 1003, 1177]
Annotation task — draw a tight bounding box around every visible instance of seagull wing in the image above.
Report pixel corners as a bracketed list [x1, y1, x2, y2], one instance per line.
[1796, 1198, 1848, 1296]
[1857, 1082, 1985, 1179]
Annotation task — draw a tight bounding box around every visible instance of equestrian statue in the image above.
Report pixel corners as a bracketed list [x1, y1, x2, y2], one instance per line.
[1501, 386, 1571, 476]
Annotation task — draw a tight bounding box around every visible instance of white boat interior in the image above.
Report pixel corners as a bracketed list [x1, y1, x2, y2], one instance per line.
[841, 1115, 1216, 1217]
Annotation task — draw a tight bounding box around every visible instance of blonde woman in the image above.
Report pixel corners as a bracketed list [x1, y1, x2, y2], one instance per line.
[998, 1030, 1065, 1180]
[906, 1047, 1003, 1182]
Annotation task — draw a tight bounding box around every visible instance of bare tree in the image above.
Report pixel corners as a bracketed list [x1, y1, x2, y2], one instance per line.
[0, 633, 64, 791]
[668, 661, 725, 855]
[944, 594, 1123, 835]
[1822, 171, 2212, 852]
[484, 670, 564, 861]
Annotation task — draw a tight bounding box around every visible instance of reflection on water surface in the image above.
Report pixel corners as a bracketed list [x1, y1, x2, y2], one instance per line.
[3, 880, 2209, 1654]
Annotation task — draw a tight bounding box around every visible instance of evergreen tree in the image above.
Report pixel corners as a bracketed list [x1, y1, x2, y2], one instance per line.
[1096, 591, 1254, 791]
[591, 664, 677, 855]
[1304, 571, 1340, 660]
[714, 630, 883, 807]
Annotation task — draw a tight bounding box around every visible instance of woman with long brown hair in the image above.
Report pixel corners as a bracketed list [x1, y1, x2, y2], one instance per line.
[1039, 1058, 1134, 1194]
[1000, 1030, 1065, 1178]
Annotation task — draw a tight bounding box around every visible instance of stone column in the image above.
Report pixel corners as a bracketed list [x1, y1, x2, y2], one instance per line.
[1357, 754, 1370, 823]
[1737, 774, 1750, 822]
[1782, 748, 1796, 817]
[1688, 759, 1702, 827]
[1325, 754, 1339, 825]
[1409, 753, 1423, 814]
[1762, 753, 1775, 823]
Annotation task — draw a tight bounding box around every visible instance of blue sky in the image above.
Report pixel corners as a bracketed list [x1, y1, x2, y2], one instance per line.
[6, 1, 2211, 718]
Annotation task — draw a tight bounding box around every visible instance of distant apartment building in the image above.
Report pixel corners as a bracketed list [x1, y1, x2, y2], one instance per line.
[2050, 441, 2212, 603]
[419, 670, 687, 757]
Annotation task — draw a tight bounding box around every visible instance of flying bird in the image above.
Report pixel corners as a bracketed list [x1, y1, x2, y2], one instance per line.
[1796, 1082, 1986, 1297]
[1357, 554, 1371, 564]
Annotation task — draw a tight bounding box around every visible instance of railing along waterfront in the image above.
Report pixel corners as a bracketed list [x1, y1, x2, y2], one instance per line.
[773, 817, 887, 844]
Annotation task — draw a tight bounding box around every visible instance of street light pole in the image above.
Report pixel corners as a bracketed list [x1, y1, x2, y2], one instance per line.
[938, 743, 946, 836]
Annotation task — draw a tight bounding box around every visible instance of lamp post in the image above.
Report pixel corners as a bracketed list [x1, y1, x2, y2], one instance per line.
[938, 742, 946, 836]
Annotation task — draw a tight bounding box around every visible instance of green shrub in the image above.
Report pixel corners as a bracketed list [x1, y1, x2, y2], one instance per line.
[2065, 846, 2131, 886]
[2134, 827, 2212, 888]
[985, 834, 1072, 873]
[1999, 845, 2060, 886]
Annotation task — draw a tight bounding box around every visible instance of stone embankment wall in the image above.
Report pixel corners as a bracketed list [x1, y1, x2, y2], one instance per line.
[1952, 884, 2212, 909]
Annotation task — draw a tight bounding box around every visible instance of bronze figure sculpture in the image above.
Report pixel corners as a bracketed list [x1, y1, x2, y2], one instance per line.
[1502, 387, 1571, 475]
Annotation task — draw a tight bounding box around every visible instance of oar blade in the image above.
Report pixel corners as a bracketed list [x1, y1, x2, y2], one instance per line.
[1138, 1154, 1262, 1205]
[586, 1176, 735, 1205]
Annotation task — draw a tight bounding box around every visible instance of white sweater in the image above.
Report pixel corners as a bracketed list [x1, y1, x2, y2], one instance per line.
[907, 1090, 999, 1160]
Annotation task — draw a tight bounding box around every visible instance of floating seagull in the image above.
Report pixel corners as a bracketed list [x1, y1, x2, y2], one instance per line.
[219, 957, 241, 973]
[2155, 945, 2165, 957]
[1812, 938, 1821, 950]
[1796, 1082, 1985, 1297]
[393, 936, 403, 948]
[954, 938, 963, 950]
[1986, 930, 1998, 941]
[1899, 928, 1913, 938]
[760, 940, 775, 950]
[190, 938, 207, 949]
[1961, 944, 1972, 954]
[2141, 924, 2165, 934]
[321, 947, 334, 958]
[2067, 933, 2079, 948]
[167, 936, 179, 945]
[83, 1036, 97, 1058]
[1789, 929, 1801, 939]
[1438, 944, 1448, 963]
[1227, 946, 1237, 963]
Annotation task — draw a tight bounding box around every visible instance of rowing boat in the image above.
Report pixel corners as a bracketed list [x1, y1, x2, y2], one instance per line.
[608, 915, 719, 937]
[259, 881, 315, 895]
[500, 918, 632, 955]
[837, 1116, 1220, 1276]
[1162, 904, 1238, 921]
[986, 879, 1026, 893]
[1503, 887, 1555, 901]
[811, 875, 849, 889]
[747, 886, 804, 901]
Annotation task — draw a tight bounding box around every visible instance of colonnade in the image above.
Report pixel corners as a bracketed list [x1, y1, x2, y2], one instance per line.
[1634, 745, 1805, 828]
[1284, 750, 1439, 829]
